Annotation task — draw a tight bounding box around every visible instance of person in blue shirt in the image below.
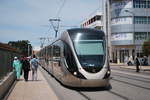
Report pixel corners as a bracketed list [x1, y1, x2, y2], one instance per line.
[13, 57, 22, 80]
[30, 55, 39, 81]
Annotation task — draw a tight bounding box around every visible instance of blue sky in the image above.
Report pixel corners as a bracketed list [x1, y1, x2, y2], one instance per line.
[0, 0, 103, 50]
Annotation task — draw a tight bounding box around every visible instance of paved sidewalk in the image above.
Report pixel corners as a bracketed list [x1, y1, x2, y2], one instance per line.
[7, 69, 58, 100]
[110, 63, 150, 71]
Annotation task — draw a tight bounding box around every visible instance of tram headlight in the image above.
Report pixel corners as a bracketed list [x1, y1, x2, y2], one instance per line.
[73, 72, 77, 75]
[107, 70, 111, 75]
[103, 70, 111, 79]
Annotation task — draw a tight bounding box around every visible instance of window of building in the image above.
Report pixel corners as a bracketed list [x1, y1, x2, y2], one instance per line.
[135, 32, 147, 40]
[133, 0, 150, 8]
[148, 17, 150, 24]
[96, 15, 101, 21]
[148, 1, 150, 8]
[93, 16, 96, 22]
[112, 1, 132, 10]
[148, 32, 150, 39]
[111, 17, 132, 25]
[134, 16, 148, 24]
[82, 15, 102, 27]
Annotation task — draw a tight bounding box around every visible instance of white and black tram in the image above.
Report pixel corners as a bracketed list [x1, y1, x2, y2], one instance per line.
[37, 28, 110, 87]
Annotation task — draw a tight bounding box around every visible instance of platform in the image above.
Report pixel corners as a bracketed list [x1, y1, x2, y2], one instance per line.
[7, 69, 58, 100]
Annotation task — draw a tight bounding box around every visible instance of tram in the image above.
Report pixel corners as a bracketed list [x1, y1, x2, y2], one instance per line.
[37, 28, 110, 87]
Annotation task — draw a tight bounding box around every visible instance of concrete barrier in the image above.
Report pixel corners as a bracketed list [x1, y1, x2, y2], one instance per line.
[0, 71, 16, 99]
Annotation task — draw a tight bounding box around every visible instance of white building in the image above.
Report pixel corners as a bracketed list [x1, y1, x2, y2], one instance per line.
[81, 11, 104, 30]
[107, 0, 150, 64]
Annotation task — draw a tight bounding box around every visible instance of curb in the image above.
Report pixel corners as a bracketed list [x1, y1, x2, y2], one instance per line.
[3, 80, 17, 100]
[0, 71, 16, 100]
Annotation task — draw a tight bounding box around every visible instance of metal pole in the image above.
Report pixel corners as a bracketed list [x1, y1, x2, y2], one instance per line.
[55, 30, 58, 38]
[49, 19, 61, 38]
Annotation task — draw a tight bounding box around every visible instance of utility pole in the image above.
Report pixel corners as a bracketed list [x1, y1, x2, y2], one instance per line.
[39, 37, 51, 48]
[49, 18, 61, 38]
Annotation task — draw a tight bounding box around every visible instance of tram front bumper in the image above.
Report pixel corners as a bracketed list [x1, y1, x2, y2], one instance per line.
[62, 74, 110, 87]
[80, 78, 110, 87]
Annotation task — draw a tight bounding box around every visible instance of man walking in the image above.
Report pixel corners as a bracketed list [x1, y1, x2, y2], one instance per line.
[135, 56, 140, 72]
[30, 55, 39, 81]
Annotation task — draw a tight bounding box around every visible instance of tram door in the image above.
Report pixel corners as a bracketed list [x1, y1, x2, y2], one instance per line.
[120, 50, 129, 63]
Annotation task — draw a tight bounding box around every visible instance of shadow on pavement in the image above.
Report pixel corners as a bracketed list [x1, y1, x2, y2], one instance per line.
[61, 84, 112, 92]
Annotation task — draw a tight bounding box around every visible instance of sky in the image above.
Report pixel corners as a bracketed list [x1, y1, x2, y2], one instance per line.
[0, 0, 103, 50]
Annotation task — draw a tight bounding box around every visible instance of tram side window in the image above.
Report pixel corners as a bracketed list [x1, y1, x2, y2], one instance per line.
[53, 45, 61, 57]
[47, 46, 52, 58]
[64, 43, 78, 72]
[43, 48, 47, 61]
[41, 49, 44, 59]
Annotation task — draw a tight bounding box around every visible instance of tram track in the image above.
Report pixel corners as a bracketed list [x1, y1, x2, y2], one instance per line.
[112, 78, 150, 90]
[111, 70, 150, 91]
[41, 66, 130, 100]
[111, 66, 150, 76]
[75, 87, 130, 100]
[111, 69, 150, 89]
[108, 90, 129, 100]
[112, 73, 150, 84]
[40, 66, 92, 100]
[40, 66, 150, 100]
[40, 66, 113, 100]
[77, 91, 91, 100]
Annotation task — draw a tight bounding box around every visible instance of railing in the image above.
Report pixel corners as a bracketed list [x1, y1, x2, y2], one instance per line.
[0, 43, 20, 81]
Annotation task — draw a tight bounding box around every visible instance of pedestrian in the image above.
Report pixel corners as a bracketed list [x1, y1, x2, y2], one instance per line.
[30, 55, 39, 81]
[143, 56, 148, 66]
[22, 57, 30, 81]
[135, 57, 140, 72]
[13, 57, 22, 80]
[127, 56, 133, 66]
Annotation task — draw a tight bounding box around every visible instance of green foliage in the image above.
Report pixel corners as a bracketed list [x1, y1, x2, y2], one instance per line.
[8, 40, 32, 56]
[142, 38, 150, 56]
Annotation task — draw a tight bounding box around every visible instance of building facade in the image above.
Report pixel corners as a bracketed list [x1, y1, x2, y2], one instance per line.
[108, 0, 150, 63]
[81, 12, 104, 30]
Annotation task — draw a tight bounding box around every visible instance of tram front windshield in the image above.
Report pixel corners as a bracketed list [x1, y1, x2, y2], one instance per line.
[73, 39, 105, 73]
[74, 40, 104, 56]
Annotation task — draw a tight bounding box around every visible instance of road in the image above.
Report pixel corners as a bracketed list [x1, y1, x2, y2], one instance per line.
[40, 66, 150, 100]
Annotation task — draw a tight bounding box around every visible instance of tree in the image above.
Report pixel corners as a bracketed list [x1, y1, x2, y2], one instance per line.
[8, 40, 32, 56]
[142, 38, 150, 56]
